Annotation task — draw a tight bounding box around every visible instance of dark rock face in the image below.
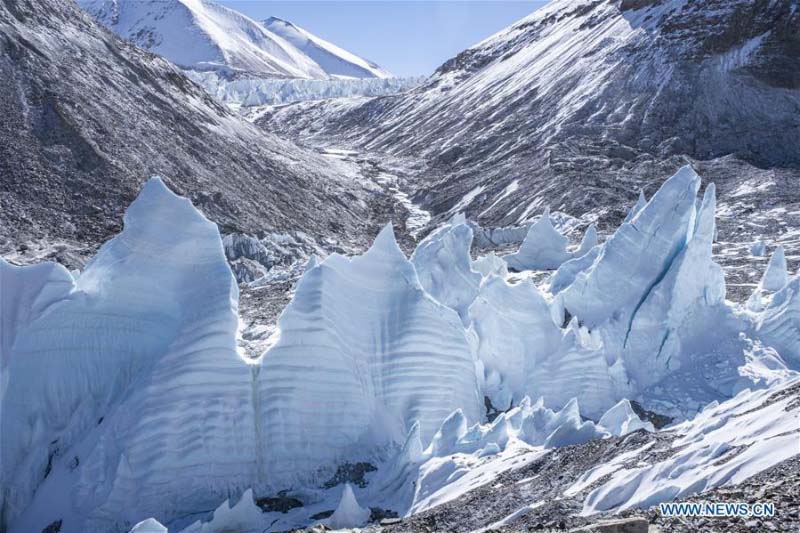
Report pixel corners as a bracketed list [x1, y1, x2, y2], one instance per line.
[41, 519, 62, 533]
[255, 492, 304, 513]
[629, 400, 673, 429]
[0, 0, 376, 263]
[619, 0, 660, 11]
[323, 462, 378, 489]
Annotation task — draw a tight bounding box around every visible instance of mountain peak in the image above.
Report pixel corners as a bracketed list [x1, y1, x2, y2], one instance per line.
[263, 14, 392, 78]
[78, 0, 391, 79]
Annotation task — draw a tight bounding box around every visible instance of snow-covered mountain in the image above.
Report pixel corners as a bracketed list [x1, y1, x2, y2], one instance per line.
[0, 0, 380, 269]
[257, 0, 800, 297]
[263, 16, 391, 79]
[78, 0, 391, 80]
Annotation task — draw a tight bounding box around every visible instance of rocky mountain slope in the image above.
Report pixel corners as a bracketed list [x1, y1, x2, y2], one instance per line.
[257, 0, 800, 296]
[0, 0, 383, 268]
[78, 0, 391, 80]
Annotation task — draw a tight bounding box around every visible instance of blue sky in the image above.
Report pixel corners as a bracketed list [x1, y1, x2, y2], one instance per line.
[219, 1, 549, 77]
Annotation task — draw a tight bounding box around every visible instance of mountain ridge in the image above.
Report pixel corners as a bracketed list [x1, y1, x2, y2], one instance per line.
[78, 0, 392, 80]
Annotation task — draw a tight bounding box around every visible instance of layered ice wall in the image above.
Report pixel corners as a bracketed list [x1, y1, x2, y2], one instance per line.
[257, 225, 482, 487]
[2, 178, 255, 532]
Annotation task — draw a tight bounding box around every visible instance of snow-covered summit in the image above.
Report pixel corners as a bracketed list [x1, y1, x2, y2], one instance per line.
[78, 0, 391, 80]
[263, 16, 392, 79]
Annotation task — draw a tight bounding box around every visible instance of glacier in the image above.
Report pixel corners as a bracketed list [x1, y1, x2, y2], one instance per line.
[2, 166, 799, 532]
[186, 71, 424, 108]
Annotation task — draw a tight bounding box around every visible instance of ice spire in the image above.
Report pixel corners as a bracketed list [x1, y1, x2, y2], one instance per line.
[327, 484, 370, 529]
[761, 246, 788, 291]
[504, 207, 571, 270]
[623, 190, 647, 222]
[575, 223, 598, 257]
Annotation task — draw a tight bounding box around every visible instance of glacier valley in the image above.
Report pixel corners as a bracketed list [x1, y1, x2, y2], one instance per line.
[2, 166, 798, 533]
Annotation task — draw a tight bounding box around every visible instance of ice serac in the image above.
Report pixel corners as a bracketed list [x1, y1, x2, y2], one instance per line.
[412, 215, 482, 324]
[326, 484, 371, 530]
[257, 224, 481, 487]
[469, 276, 561, 410]
[750, 240, 767, 257]
[574, 224, 598, 257]
[598, 400, 655, 437]
[128, 519, 167, 533]
[504, 208, 571, 271]
[549, 246, 600, 294]
[620, 183, 730, 394]
[756, 277, 800, 367]
[761, 245, 789, 291]
[2, 177, 253, 532]
[471, 252, 508, 279]
[531, 318, 623, 419]
[181, 489, 265, 533]
[561, 166, 701, 328]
